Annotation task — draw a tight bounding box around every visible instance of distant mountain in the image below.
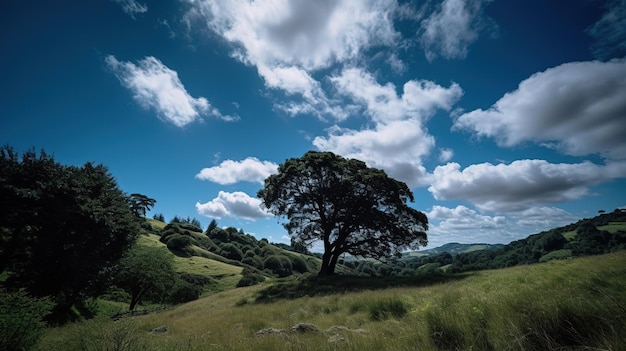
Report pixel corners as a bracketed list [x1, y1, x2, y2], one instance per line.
[404, 242, 504, 257]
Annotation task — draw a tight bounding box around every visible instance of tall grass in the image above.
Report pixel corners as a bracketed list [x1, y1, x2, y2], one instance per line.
[36, 251, 626, 351]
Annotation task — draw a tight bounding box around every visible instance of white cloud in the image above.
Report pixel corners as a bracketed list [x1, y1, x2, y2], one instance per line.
[331, 67, 463, 124]
[429, 159, 626, 212]
[112, 0, 147, 19]
[587, 0, 626, 60]
[185, 0, 399, 71]
[425, 204, 577, 247]
[514, 206, 577, 228]
[313, 68, 463, 187]
[438, 148, 454, 162]
[196, 157, 278, 184]
[426, 205, 514, 245]
[314, 120, 434, 187]
[183, 0, 401, 119]
[106, 55, 238, 127]
[196, 191, 272, 220]
[419, 0, 493, 60]
[454, 59, 626, 160]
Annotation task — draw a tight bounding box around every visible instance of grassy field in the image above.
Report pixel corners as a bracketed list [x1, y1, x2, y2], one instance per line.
[36, 251, 626, 351]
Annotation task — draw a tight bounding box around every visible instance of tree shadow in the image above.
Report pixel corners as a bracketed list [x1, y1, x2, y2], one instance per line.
[254, 272, 474, 303]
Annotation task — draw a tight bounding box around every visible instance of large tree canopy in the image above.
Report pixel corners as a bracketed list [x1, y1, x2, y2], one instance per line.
[258, 151, 428, 276]
[0, 146, 140, 321]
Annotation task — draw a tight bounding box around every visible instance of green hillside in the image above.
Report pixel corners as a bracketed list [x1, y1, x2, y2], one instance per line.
[37, 251, 626, 351]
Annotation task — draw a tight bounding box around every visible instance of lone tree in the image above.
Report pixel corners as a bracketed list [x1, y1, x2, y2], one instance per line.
[128, 193, 156, 217]
[113, 246, 176, 311]
[258, 151, 428, 276]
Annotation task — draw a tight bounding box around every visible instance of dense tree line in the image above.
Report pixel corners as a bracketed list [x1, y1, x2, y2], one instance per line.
[380, 209, 626, 274]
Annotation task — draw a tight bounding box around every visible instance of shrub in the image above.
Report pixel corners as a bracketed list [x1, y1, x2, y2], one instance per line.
[263, 255, 293, 277]
[220, 243, 243, 261]
[0, 290, 53, 351]
[237, 268, 266, 287]
[242, 255, 264, 269]
[166, 234, 192, 251]
[166, 280, 202, 304]
[291, 255, 309, 273]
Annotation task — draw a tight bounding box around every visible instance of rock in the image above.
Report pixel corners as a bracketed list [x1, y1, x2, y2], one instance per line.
[151, 325, 169, 334]
[290, 323, 320, 333]
[328, 334, 347, 343]
[255, 328, 285, 336]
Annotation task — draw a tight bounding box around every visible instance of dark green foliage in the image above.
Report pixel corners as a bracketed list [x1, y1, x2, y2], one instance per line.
[237, 268, 266, 287]
[220, 243, 243, 261]
[0, 290, 53, 351]
[127, 193, 156, 218]
[166, 234, 192, 251]
[291, 255, 309, 273]
[165, 280, 201, 304]
[205, 219, 218, 235]
[242, 255, 264, 269]
[0, 146, 139, 322]
[152, 213, 165, 222]
[258, 151, 428, 276]
[263, 255, 293, 277]
[210, 227, 229, 242]
[113, 246, 177, 311]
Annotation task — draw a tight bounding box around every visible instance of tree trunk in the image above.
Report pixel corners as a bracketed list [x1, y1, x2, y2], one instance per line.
[318, 250, 333, 276]
[318, 250, 343, 276]
[129, 288, 144, 311]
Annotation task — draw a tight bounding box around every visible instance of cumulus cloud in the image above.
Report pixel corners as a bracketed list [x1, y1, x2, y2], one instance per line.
[314, 120, 434, 187]
[454, 59, 626, 160]
[419, 0, 493, 60]
[429, 159, 626, 212]
[106, 55, 238, 127]
[425, 204, 577, 246]
[183, 0, 400, 119]
[196, 157, 278, 184]
[313, 68, 463, 187]
[514, 206, 577, 228]
[112, 0, 147, 19]
[185, 0, 399, 71]
[426, 205, 514, 245]
[587, 0, 626, 60]
[196, 191, 272, 220]
[438, 148, 454, 162]
[331, 68, 463, 124]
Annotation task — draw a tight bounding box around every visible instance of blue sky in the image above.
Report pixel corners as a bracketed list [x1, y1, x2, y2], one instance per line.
[2, 0, 625, 249]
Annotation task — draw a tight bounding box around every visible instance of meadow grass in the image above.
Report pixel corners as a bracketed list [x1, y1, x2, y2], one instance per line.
[36, 251, 626, 351]
[598, 221, 626, 233]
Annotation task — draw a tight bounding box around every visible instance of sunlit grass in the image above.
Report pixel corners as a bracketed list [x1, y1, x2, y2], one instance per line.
[598, 221, 626, 233]
[37, 251, 626, 351]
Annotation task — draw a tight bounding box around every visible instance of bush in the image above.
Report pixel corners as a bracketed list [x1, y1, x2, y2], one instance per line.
[237, 268, 266, 287]
[166, 234, 192, 251]
[291, 255, 309, 273]
[263, 255, 293, 277]
[220, 243, 243, 261]
[166, 280, 201, 304]
[0, 290, 54, 351]
[242, 255, 264, 269]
